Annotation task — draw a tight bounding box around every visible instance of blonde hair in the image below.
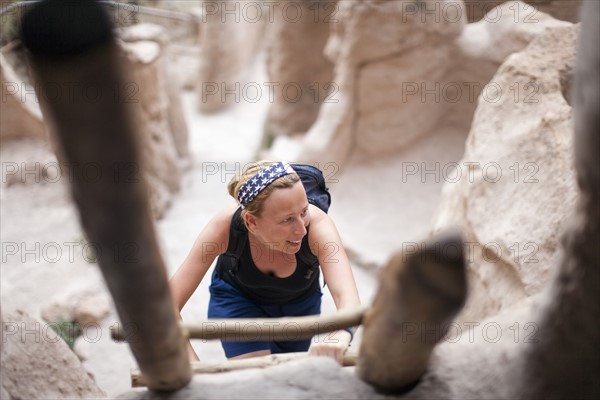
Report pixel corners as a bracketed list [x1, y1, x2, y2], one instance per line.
[228, 161, 300, 217]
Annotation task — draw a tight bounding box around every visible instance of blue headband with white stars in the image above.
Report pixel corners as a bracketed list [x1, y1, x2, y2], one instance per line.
[237, 162, 296, 209]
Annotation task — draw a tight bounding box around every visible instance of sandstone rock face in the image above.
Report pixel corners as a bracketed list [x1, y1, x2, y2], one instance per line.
[280, 1, 572, 169]
[167, 43, 201, 91]
[433, 24, 579, 322]
[288, 0, 466, 167]
[130, 4, 202, 92]
[197, 0, 266, 113]
[0, 52, 46, 141]
[1, 309, 106, 399]
[448, 1, 571, 131]
[118, 27, 185, 219]
[3, 23, 189, 222]
[119, 23, 191, 163]
[464, 0, 581, 23]
[264, 0, 335, 139]
[41, 290, 111, 329]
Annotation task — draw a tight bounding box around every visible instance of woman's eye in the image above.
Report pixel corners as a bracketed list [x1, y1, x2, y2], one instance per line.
[282, 210, 308, 223]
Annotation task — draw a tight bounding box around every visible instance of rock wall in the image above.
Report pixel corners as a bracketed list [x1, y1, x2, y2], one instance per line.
[0, 52, 46, 141]
[197, 0, 266, 113]
[432, 23, 580, 322]
[464, 0, 582, 23]
[269, 1, 570, 169]
[118, 24, 189, 219]
[5, 22, 188, 219]
[118, 23, 191, 163]
[1, 309, 106, 399]
[292, 0, 466, 166]
[263, 0, 335, 140]
[41, 290, 111, 329]
[446, 1, 572, 131]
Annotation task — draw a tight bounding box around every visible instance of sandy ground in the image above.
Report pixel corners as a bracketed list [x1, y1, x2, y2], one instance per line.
[0, 51, 466, 396]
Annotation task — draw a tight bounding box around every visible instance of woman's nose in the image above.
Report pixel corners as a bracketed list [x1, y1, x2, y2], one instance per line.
[294, 218, 307, 236]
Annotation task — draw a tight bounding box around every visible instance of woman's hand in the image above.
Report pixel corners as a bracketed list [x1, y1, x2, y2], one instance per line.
[308, 329, 352, 365]
[187, 340, 200, 362]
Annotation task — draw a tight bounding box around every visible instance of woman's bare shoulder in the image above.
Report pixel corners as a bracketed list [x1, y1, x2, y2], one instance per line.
[307, 204, 334, 239]
[202, 204, 239, 245]
[212, 203, 239, 225]
[307, 204, 342, 257]
[308, 203, 328, 224]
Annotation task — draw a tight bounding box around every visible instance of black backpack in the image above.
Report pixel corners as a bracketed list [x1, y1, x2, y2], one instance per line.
[290, 163, 331, 214]
[223, 163, 331, 268]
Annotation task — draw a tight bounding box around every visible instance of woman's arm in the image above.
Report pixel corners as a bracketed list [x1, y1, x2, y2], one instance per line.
[169, 204, 237, 360]
[307, 206, 361, 364]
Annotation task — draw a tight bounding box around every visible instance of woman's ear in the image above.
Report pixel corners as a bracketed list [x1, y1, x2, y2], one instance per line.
[244, 212, 258, 233]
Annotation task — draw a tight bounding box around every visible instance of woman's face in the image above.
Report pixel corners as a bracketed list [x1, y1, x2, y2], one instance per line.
[247, 181, 310, 255]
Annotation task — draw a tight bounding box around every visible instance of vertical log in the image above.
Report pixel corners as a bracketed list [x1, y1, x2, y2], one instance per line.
[357, 231, 467, 392]
[20, 0, 191, 391]
[519, 1, 600, 398]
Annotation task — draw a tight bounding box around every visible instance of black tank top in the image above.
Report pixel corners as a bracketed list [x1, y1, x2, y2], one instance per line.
[215, 208, 321, 304]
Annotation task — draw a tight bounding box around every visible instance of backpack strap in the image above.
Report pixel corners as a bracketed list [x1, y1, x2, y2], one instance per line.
[297, 227, 319, 268]
[296, 225, 325, 286]
[215, 208, 246, 280]
[224, 207, 247, 261]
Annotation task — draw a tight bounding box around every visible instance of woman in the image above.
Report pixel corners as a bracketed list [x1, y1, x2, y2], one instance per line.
[169, 161, 360, 364]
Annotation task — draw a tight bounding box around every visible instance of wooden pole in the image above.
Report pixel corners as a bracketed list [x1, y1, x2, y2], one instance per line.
[356, 230, 467, 393]
[112, 305, 367, 342]
[131, 352, 359, 388]
[519, 2, 600, 398]
[20, 0, 191, 391]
